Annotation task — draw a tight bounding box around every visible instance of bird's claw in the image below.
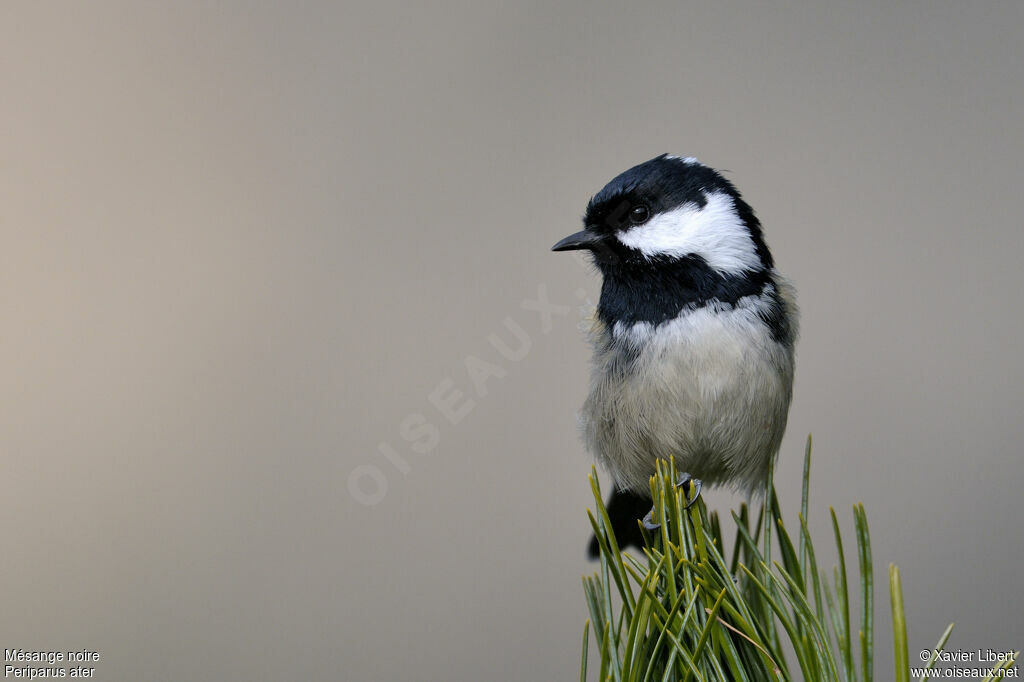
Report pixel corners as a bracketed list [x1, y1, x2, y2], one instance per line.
[680, 473, 703, 510]
[640, 473, 703, 531]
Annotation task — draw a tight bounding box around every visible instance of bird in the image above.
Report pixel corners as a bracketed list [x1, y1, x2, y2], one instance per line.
[551, 154, 798, 557]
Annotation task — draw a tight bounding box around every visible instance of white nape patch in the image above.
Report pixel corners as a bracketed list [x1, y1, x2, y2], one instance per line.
[611, 286, 775, 347]
[664, 155, 701, 165]
[616, 192, 760, 274]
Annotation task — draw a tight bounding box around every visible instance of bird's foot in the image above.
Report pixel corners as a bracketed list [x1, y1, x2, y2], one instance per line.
[641, 472, 703, 530]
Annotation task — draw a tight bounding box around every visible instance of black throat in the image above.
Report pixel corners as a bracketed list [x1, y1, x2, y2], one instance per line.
[596, 255, 778, 331]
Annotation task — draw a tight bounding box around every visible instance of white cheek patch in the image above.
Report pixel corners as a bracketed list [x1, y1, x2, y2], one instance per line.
[616, 192, 761, 274]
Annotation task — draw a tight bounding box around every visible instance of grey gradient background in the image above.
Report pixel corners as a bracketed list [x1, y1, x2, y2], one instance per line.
[2, 2, 1022, 680]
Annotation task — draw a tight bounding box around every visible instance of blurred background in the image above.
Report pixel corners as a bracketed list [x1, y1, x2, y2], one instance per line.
[2, 2, 1022, 680]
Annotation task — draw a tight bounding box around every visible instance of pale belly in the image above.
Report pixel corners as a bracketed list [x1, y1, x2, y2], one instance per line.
[581, 306, 795, 495]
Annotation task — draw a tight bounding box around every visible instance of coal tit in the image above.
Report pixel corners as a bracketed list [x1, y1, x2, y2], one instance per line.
[552, 155, 798, 554]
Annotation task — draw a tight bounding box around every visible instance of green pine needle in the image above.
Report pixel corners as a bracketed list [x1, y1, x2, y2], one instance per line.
[579, 436, 960, 682]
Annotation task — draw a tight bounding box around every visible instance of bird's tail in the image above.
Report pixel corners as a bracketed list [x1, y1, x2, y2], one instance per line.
[587, 488, 651, 559]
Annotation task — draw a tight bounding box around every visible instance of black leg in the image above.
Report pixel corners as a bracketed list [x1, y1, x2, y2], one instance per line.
[587, 474, 703, 558]
[641, 472, 703, 531]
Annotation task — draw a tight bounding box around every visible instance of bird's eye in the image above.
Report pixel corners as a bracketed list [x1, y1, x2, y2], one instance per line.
[629, 204, 650, 225]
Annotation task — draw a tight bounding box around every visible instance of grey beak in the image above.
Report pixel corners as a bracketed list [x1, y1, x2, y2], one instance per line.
[552, 229, 603, 252]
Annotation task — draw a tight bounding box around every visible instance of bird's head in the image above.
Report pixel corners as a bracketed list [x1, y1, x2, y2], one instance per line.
[552, 154, 773, 277]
